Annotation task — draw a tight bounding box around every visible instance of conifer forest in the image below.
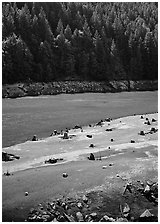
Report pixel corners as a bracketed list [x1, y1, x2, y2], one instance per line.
[2, 2, 158, 84]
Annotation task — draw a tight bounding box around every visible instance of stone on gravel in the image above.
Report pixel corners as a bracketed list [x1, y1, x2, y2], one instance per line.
[99, 215, 115, 222]
[116, 217, 128, 222]
[87, 135, 92, 138]
[63, 213, 75, 222]
[76, 211, 84, 222]
[90, 212, 97, 219]
[139, 130, 145, 136]
[123, 203, 130, 214]
[82, 195, 88, 203]
[144, 185, 150, 193]
[140, 209, 154, 218]
[77, 202, 83, 209]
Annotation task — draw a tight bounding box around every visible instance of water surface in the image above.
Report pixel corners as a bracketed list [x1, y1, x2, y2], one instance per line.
[2, 91, 158, 147]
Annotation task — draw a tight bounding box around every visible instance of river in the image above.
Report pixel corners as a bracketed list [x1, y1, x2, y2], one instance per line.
[2, 91, 158, 148]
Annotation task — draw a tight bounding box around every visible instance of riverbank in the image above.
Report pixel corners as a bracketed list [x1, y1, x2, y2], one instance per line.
[2, 113, 158, 221]
[2, 80, 158, 98]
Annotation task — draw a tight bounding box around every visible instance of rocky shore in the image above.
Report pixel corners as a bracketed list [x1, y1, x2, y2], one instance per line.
[2, 80, 158, 99]
[3, 113, 158, 221]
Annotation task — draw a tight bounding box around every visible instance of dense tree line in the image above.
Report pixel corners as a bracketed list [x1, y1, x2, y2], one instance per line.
[2, 2, 158, 84]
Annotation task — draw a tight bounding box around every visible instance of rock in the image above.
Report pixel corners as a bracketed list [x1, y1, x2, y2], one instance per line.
[123, 203, 130, 217]
[90, 212, 97, 219]
[89, 144, 95, 148]
[139, 130, 145, 136]
[32, 135, 38, 141]
[146, 180, 154, 186]
[63, 132, 69, 139]
[144, 120, 151, 125]
[123, 203, 130, 214]
[130, 140, 135, 143]
[111, 138, 114, 142]
[144, 185, 150, 193]
[77, 202, 83, 209]
[88, 153, 95, 160]
[57, 215, 66, 222]
[74, 124, 82, 129]
[45, 158, 57, 164]
[63, 213, 75, 222]
[152, 118, 156, 122]
[63, 173, 68, 178]
[42, 214, 52, 221]
[116, 217, 128, 222]
[106, 128, 112, 131]
[150, 127, 157, 133]
[82, 195, 88, 203]
[140, 209, 154, 218]
[76, 211, 84, 222]
[140, 115, 144, 119]
[109, 163, 114, 166]
[105, 118, 111, 122]
[25, 191, 29, 196]
[85, 216, 93, 222]
[100, 215, 115, 222]
[87, 135, 92, 138]
[52, 217, 58, 222]
[102, 166, 107, 169]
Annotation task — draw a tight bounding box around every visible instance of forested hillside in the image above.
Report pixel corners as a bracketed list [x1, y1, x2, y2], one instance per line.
[2, 2, 158, 84]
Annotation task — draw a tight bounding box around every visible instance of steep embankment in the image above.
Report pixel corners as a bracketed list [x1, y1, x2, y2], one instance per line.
[2, 80, 158, 99]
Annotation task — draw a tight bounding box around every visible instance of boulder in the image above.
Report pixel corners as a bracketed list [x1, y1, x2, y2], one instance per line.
[63, 132, 69, 139]
[88, 153, 95, 160]
[62, 173, 68, 178]
[89, 144, 95, 148]
[87, 135, 92, 138]
[139, 130, 145, 136]
[25, 192, 29, 196]
[32, 135, 38, 141]
[130, 140, 135, 143]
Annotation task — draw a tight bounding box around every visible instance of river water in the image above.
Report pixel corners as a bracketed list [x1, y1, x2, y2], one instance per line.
[2, 91, 158, 148]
